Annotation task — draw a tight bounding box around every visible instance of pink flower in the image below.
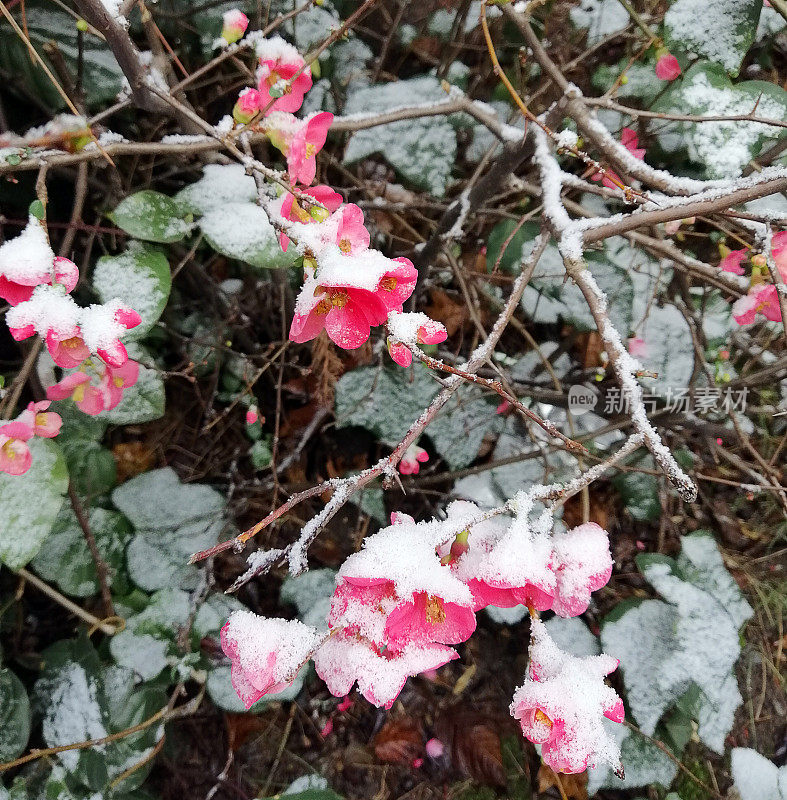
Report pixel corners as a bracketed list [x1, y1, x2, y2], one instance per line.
[719, 248, 747, 275]
[655, 54, 681, 81]
[6, 285, 81, 348]
[279, 185, 342, 251]
[222, 9, 248, 44]
[290, 278, 388, 349]
[257, 44, 312, 115]
[465, 578, 554, 613]
[732, 284, 782, 324]
[510, 619, 624, 775]
[376, 257, 418, 312]
[286, 112, 333, 186]
[246, 405, 259, 425]
[233, 88, 262, 125]
[387, 312, 447, 368]
[18, 401, 61, 438]
[384, 589, 476, 650]
[549, 523, 613, 618]
[46, 372, 105, 416]
[99, 360, 140, 411]
[0, 420, 34, 475]
[627, 336, 647, 358]
[591, 127, 645, 190]
[398, 444, 428, 475]
[336, 204, 370, 255]
[313, 629, 458, 709]
[221, 610, 321, 710]
[46, 332, 91, 369]
[425, 738, 444, 758]
[79, 301, 142, 367]
[771, 230, 787, 279]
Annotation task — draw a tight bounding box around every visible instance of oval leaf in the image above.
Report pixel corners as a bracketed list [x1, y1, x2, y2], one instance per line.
[111, 190, 192, 243]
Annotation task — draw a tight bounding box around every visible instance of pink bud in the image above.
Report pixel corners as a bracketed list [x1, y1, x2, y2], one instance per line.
[655, 54, 681, 81]
[222, 9, 249, 44]
[246, 406, 259, 425]
[411, 758, 424, 769]
[320, 719, 334, 737]
[233, 88, 262, 124]
[425, 738, 444, 758]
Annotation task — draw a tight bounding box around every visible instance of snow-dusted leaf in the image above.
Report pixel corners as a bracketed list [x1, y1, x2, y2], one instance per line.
[587, 720, 678, 793]
[569, 0, 630, 45]
[334, 365, 501, 469]
[0, 5, 123, 109]
[676, 531, 753, 629]
[35, 639, 165, 792]
[0, 669, 30, 761]
[31, 506, 132, 597]
[174, 164, 258, 215]
[543, 617, 600, 658]
[638, 304, 695, 395]
[0, 438, 68, 569]
[343, 76, 457, 197]
[193, 593, 246, 639]
[109, 588, 191, 680]
[113, 468, 226, 591]
[612, 456, 660, 522]
[731, 748, 787, 800]
[110, 190, 192, 244]
[665, 0, 762, 77]
[280, 568, 336, 630]
[97, 345, 165, 425]
[601, 535, 748, 754]
[92, 243, 172, 339]
[199, 202, 298, 270]
[657, 62, 787, 179]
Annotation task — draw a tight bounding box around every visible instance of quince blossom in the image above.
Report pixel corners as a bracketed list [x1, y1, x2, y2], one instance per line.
[0, 420, 34, 475]
[18, 401, 62, 438]
[549, 523, 613, 618]
[221, 610, 321, 709]
[286, 112, 333, 186]
[398, 443, 429, 475]
[256, 37, 312, 115]
[732, 284, 782, 324]
[279, 185, 342, 251]
[510, 618, 624, 775]
[336, 204, 370, 255]
[47, 371, 105, 416]
[387, 310, 448, 367]
[655, 53, 681, 81]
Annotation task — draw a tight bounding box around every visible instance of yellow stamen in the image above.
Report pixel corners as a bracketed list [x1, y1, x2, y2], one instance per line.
[72, 384, 86, 403]
[379, 276, 398, 292]
[339, 238, 352, 254]
[424, 595, 446, 625]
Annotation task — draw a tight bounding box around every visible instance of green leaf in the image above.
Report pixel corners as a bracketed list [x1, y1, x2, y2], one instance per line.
[0, 669, 31, 761]
[601, 535, 748, 754]
[92, 243, 172, 339]
[612, 460, 660, 522]
[665, 0, 762, 77]
[97, 345, 165, 425]
[343, 76, 457, 196]
[0, 438, 68, 569]
[35, 639, 165, 792]
[28, 199, 45, 220]
[656, 62, 787, 178]
[486, 220, 539, 274]
[0, 5, 124, 109]
[249, 437, 273, 470]
[335, 365, 502, 469]
[110, 191, 192, 244]
[569, 0, 629, 45]
[173, 164, 258, 215]
[53, 403, 115, 497]
[112, 467, 226, 591]
[31, 506, 132, 598]
[198, 202, 299, 270]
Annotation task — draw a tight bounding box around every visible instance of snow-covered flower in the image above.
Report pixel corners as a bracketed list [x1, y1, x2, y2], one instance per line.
[221, 610, 321, 709]
[78, 300, 142, 367]
[549, 523, 613, 618]
[221, 9, 248, 44]
[279, 185, 342, 251]
[6, 284, 81, 352]
[256, 37, 312, 115]
[732, 284, 782, 324]
[18, 401, 62, 438]
[655, 53, 681, 81]
[398, 443, 429, 475]
[233, 88, 262, 125]
[0, 420, 34, 475]
[314, 629, 457, 709]
[387, 311, 447, 367]
[510, 618, 624, 774]
[376, 257, 418, 312]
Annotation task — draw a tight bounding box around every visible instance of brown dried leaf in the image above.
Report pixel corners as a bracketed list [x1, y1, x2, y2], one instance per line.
[437, 709, 507, 787]
[372, 717, 423, 765]
[224, 713, 265, 751]
[574, 331, 604, 369]
[425, 289, 467, 337]
[112, 441, 155, 483]
[538, 764, 588, 800]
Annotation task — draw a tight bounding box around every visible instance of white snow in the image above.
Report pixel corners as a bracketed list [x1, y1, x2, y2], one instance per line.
[0, 215, 54, 285]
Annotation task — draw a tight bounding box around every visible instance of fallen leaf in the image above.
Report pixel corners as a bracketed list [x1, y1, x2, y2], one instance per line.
[112, 441, 155, 483]
[538, 763, 588, 800]
[373, 717, 423, 765]
[224, 713, 265, 751]
[436, 708, 508, 787]
[425, 289, 467, 336]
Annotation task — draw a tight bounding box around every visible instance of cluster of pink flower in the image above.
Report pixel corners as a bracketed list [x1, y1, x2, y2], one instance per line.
[719, 233, 787, 325]
[0, 216, 141, 474]
[220, 501, 624, 775]
[229, 32, 448, 355]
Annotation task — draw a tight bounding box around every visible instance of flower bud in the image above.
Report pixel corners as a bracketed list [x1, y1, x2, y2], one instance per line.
[221, 9, 249, 44]
[309, 203, 331, 222]
[233, 88, 261, 125]
[751, 253, 767, 268]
